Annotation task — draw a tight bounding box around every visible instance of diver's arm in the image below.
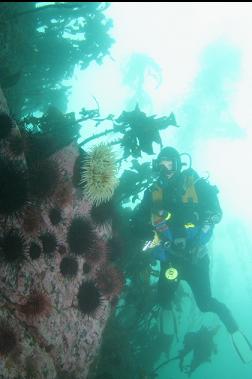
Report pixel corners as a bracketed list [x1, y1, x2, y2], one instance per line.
[196, 179, 222, 225]
[185, 179, 222, 257]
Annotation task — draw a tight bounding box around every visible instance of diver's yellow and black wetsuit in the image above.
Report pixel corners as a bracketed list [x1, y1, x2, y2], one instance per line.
[131, 168, 238, 334]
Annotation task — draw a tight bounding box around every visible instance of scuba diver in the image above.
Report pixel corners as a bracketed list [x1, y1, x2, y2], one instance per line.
[131, 146, 252, 364]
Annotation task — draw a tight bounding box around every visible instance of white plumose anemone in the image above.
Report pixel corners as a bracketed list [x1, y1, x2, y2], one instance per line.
[81, 144, 118, 205]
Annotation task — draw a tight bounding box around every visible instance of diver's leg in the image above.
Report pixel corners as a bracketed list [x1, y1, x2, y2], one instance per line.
[186, 255, 252, 362]
[186, 254, 238, 333]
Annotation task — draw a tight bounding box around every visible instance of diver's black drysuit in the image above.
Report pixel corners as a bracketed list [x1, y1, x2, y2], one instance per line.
[131, 169, 238, 334]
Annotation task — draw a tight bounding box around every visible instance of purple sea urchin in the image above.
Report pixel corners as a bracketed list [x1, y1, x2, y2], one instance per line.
[0, 112, 13, 139]
[0, 158, 29, 217]
[1, 229, 26, 264]
[23, 131, 56, 165]
[77, 281, 103, 317]
[83, 262, 91, 274]
[39, 232, 57, 256]
[96, 265, 124, 299]
[49, 207, 62, 225]
[29, 242, 42, 260]
[67, 217, 95, 256]
[0, 321, 17, 356]
[80, 144, 118, 205]
[85, 239, 107, 266]
[8, 134, 25, 157]
[19, 290, 51, 320]
[90, 200, 114, 226]
[60, 256, 78, 278]
[29, 159, 60, 201]
[107, 237, 123, 262]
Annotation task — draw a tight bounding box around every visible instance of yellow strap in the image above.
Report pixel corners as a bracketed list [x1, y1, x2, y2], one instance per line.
[184, 223, 195, 228]
[182, 176, 198, 203]
[152, 185, 163, 202]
